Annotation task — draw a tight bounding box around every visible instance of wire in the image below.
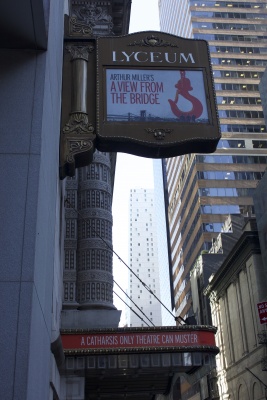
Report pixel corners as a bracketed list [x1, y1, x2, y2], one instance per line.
[113, 279, 155, 327]
[64, 198, 178, 323]
[113, 291, 151, 328]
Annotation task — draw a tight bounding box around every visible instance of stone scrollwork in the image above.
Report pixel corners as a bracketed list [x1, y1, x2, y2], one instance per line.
[69, 16, 93, 36]
[66, 139, 94, 164]
[70, 3, 113, 37]
[63, 113, 94, 136]
[60, 135, 95, 179]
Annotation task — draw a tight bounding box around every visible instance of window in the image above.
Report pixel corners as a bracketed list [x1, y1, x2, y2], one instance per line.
[253, 140, 267, 148]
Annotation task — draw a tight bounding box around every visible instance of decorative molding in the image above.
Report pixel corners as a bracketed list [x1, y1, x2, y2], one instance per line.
[77, 271, 113, 284]
[128, 35, 179, 48]
[65, 180, 79, 190]
[69, 16, 93, 36]
[66, 45, 94, 61]
[69, 3, 113, 37]
[64, 240, 78, 249]
[67, 140, 93, 163]
[64, 271, 77, 280]
[79, 180, 111, 192]
[65, 209, 78, 218]
[78, 209, 113, 222]
[78, 239, 113, 249]
[145, 128, 173, 140]
[209, 291, 218, 305]
[63, 113, 94, 136]
[77, 281, 113, 304]
[60, 114, 96, 179]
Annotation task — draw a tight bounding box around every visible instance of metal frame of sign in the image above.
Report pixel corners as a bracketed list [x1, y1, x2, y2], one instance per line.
[96, 31, 221, 158]
[61, 325, 219, 355]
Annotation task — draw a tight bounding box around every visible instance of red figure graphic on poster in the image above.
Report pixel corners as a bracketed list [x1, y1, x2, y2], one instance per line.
[168, 71, 203, 120]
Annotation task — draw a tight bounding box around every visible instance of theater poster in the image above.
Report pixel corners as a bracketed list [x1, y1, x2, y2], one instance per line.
[106, 69, 209, 124]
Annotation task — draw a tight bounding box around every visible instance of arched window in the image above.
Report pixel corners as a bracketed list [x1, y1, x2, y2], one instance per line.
[238, 383, 249, 400]
[252, 382, 262, 400]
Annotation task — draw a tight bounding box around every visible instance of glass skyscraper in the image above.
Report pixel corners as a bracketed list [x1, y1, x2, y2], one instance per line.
[159, 0, 267, 318]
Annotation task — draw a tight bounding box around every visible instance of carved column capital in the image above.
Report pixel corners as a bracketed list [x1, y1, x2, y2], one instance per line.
[66, 45, 94, 61]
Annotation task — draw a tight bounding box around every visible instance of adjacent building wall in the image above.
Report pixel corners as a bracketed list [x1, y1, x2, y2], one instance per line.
[153, 159, 175, 326]
[0, 1, 65, 399]
[159, 0, 267, 320]
[206, 222, 267, 400]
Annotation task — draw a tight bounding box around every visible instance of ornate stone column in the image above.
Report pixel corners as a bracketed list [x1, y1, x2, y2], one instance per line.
[60, 0, 130, 329]
[64, 174, 79, 309]
[76, 151, 115, 309]
[60, 44, 95, 178]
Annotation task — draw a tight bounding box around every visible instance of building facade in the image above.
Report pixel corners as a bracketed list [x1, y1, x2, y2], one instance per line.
[159, 0, 267, 319]
[153, 159, 175, 326]
[0, 1, 131, 399]
[0, 1, 65, 399]
[127, 188, 162, 327]
[205, 218, 267, 400]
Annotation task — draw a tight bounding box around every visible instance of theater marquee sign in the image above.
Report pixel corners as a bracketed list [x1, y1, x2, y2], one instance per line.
[61, 326, 218, 355]
[60, 31, 220, 177]
[96, 31, 220, 158]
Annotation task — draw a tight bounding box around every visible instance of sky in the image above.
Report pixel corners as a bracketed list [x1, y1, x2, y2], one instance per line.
[112, 0, 160, 323]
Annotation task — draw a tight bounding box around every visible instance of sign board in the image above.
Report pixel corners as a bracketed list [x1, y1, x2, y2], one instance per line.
[96, 31, 220, 158]
[257, 301, 267, 324]
[61, 326, 218, 355]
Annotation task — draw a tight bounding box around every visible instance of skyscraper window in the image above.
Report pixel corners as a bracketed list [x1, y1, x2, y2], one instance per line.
[159, 0, 267, 319]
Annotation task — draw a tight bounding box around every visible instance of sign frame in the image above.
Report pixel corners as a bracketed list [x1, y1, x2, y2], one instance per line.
[96, 31, 221, 158]
[61, 325, 219, 355]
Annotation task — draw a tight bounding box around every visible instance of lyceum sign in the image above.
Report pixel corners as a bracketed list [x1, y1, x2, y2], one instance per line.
[96, 31, 220, 158]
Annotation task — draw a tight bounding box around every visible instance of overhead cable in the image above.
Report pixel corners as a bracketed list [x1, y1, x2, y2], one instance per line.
[64, 198, 178, 323]
[113, 279, 155, 327]
[113, 291, 151, 328]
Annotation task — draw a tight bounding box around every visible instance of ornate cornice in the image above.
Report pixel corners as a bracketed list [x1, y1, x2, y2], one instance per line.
[205, 231, 260, 298]
[69, 2, 113, 37]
